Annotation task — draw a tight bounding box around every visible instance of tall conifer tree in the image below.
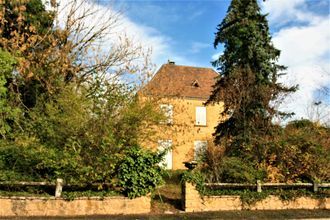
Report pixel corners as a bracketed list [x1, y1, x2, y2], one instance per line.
[207, 0, 296, 159]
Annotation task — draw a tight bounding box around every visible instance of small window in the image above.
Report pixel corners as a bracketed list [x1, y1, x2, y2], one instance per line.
[194, 141, 207, 160]
[160, 104, 173, 124]
[158, 140, 173, 169]
[192, 80, 199, 87]
[195, 106, 206, 126]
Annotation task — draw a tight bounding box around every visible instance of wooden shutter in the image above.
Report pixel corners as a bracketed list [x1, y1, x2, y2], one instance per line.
[158, 140, 173, 169]
[195, 106, 206, 126]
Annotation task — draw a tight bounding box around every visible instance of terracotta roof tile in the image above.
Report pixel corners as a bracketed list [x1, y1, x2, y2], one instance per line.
[142, 63, 218, 99]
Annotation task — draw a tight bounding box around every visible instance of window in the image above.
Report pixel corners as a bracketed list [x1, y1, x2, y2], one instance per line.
[194, 141, 207, 160]
[158, 140, 173, 169]
[195, 106, 206, 126]
[160, 104, 173, 124]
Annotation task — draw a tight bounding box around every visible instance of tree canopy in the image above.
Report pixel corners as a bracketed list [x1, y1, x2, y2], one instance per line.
[201, 0, 329, 184]
[0, 0, 164, 196]
[207, 0, 296, 155]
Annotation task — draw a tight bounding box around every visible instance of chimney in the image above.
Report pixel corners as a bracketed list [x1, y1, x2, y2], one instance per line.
[168, 60, 175, 65]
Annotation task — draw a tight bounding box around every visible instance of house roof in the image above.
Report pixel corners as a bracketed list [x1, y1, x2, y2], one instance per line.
[142, 63, 218, 99]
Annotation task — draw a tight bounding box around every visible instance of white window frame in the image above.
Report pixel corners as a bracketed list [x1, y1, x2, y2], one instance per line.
[158, 140, 173, 170]
[194, 140, 207, 160]
[195, 106, 206, 126]
[160, 104, 173, 124]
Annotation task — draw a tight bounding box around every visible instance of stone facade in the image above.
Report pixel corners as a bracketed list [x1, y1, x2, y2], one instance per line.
[141, 96, 223, 170]
[0, 195, 150, 217]
[140, 63, 223, 170]
[183, 182, 330, 212]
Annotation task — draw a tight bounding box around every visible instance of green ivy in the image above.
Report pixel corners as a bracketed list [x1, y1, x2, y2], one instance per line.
[181, 170, 206, 194]
[118, 145, 165, 199]
[203, 188, 330, 206]
[62, 190, 120, 201]
[182, 170, 329, 206]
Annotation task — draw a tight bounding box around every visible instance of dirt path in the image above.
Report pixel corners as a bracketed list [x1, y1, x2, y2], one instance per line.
[151, 172, 183, 214]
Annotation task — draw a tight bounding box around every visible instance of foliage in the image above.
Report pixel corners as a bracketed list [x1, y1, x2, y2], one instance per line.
[204, 188, 329, 206]
[0, 49, 20, 139]
[208, 0, 297, 136]
[62, 190, 120, 201]
[181, 170, 206, 194]
[213, 187, 329, 203]
[118, 146, 165, 199]
[202, 0, 328, 184]
[0, 189, 51, 197]
[0, 0, 164, 197]
[206, 0, 296, 163]
[202, 119, 329, 183]
[213, 157, 266, 183]
[262, 120, 330, 182]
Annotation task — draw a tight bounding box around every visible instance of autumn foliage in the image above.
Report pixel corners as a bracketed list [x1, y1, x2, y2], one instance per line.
[0, 0, 164, 198]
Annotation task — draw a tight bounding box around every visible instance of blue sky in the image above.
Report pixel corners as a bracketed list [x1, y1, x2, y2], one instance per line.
[111, 0, 231, 68]
[57, 0, 330, 123]
[91, 0, 330, 69]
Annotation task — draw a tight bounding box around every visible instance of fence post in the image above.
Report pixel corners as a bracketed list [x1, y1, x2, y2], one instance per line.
[313, 182, 318, 193]
[55, 178, 63, 198]
[257, 180, 262, 193]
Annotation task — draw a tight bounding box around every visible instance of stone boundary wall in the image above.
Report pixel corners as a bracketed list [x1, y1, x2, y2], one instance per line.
[0, 195, 150, 217]
[183, 182, 330, 212]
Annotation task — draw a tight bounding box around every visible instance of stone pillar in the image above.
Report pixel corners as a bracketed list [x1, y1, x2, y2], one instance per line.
[257, 180, 262, 193]
[55, 178, 63, 198]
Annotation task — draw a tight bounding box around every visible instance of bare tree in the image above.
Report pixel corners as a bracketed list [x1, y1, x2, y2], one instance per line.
[306, 86, 330, 126]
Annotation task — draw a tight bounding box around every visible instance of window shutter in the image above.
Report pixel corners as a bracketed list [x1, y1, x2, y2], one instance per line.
[195, 106, 206, 126]
[158, 140, 173, 169]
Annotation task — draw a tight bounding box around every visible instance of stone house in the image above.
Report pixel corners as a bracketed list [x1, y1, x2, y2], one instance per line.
[140, 61, 223, 170]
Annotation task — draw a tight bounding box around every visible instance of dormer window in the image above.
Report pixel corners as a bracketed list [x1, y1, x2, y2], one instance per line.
[192, 80, 199, 88]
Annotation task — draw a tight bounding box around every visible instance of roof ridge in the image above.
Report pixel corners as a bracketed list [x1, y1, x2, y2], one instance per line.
[163, 63, 216, 71]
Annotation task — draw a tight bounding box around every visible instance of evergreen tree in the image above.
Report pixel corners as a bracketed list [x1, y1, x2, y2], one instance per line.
[207, 0, 296, 159]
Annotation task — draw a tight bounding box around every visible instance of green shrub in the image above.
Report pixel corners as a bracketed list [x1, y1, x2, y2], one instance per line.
[218, 157, 266, 183]
[118, 146, 165, 199]
[182, 170, 206, 194]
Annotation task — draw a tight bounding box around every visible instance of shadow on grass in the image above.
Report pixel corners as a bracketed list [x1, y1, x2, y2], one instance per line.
[152, 193, 182, 211]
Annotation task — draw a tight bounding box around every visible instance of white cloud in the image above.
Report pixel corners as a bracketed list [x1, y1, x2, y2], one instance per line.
[261, 0, 321, 26]
[189, 9, 205, 20]
[211, 52, 222, 61]
[54, 0, 191, 72]
[262, 0, 330, 123]
[190, 42, 210, 54]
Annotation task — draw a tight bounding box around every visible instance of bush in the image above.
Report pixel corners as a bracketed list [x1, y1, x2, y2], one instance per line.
[182, 170, 206, 194]
[202, 119, 329, 183]
[265, 120, 330, 182]
[218, 157, 266, 183]
[118, 145, 165, 199]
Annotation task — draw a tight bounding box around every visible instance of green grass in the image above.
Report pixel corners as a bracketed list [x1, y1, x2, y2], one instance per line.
[151, 170, 184, 213]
